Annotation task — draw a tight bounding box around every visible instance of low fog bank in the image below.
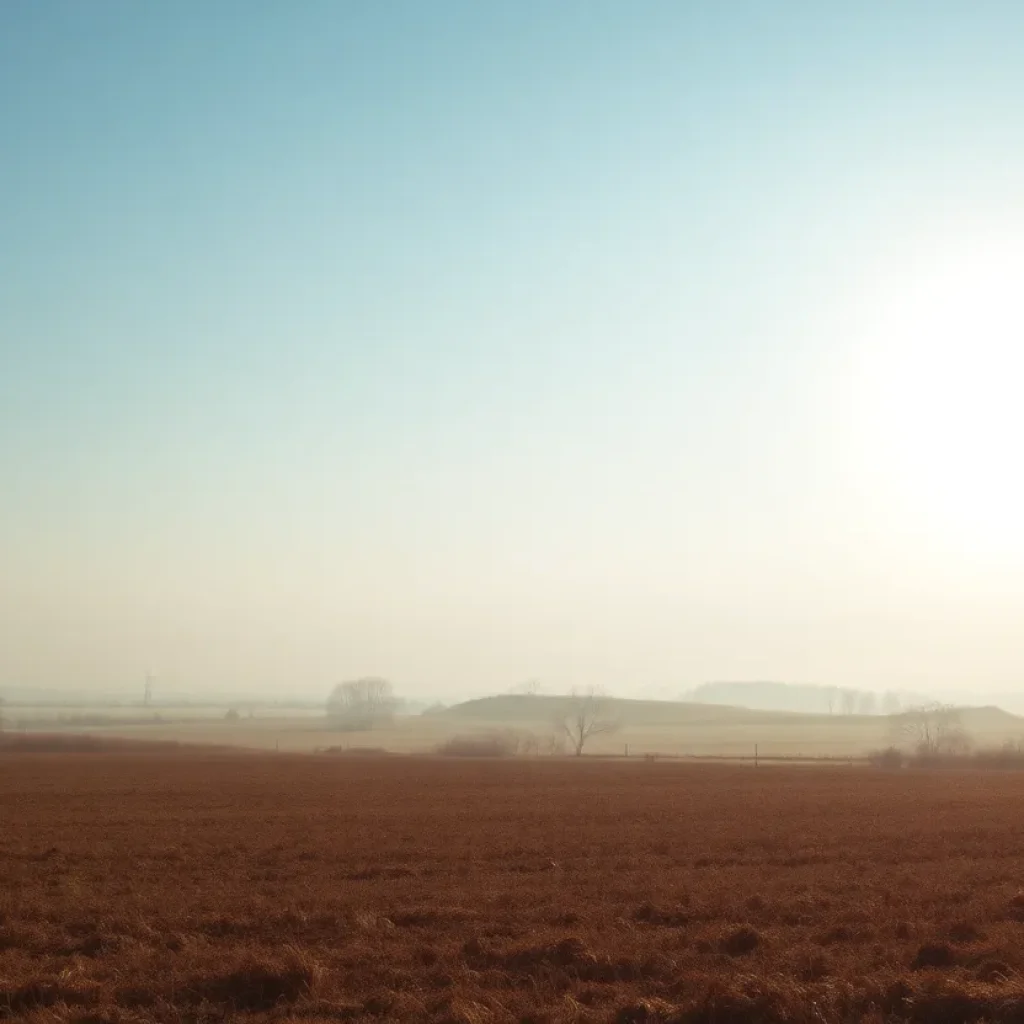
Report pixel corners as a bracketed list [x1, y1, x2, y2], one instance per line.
[5, 678, 1024, 761]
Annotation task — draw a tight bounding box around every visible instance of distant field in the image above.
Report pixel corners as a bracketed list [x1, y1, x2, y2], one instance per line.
[7, 704, 326, 725]
[8, 713, 459, 754]
[11, 694, 1024, 759]
[4, 752, 1024, 1022]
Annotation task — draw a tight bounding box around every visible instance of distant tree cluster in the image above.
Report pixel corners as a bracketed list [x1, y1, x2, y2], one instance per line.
[833, 688, 878, 715]
[688, 681, 906, 716]
[326, 678, 398, 732]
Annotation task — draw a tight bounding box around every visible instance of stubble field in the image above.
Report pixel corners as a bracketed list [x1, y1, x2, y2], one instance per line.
[4, 752, 1024, 1023]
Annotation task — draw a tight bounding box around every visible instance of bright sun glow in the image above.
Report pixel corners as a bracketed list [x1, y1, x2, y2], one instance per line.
[848, 229, 1024, 561]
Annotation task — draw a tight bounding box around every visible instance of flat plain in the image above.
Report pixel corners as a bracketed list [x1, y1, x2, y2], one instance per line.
[4, 751, 1024, 1023]
[11, 696, 1024, 759]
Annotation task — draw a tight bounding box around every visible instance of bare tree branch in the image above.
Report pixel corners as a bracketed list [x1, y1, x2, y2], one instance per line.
[554, 688, 619, 756]
[891, 702, 970, 757]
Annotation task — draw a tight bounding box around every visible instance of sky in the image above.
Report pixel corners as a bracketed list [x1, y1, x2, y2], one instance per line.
[3, 1, 1024, 702]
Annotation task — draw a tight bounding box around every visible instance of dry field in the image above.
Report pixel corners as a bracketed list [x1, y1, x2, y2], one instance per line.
[0, 714, 946, 759]
[4, 752, 1024, 1023]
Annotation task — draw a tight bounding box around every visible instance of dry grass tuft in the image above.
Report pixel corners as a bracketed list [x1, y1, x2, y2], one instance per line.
[719, 926, 761, 956]
[612, 998, 679, 1023]
[1008, 894, 1024, 920]
[632, 903, 689, 928]
[911, 943, 957, 970]
[949, 921, 984, 944]
[190, 954, 318, 1010]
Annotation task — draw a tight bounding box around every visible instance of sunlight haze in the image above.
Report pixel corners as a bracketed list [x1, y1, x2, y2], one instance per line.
[3, 2, 1024, 700]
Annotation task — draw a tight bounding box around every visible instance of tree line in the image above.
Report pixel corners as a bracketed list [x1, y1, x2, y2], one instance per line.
[688, 681, 908, 715]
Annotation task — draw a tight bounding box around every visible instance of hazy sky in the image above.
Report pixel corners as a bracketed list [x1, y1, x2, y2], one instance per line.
[3, 2, 1024, 700]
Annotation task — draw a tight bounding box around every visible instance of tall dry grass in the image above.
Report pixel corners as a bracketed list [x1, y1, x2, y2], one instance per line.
[4, 753, 1024, 1022]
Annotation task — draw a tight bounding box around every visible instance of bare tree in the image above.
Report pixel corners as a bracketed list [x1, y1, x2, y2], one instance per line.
[840, 689, 859, 715]
[893, 703, 970, 757]
[555, 689, 618, 757]
[326, 678, 398, 731]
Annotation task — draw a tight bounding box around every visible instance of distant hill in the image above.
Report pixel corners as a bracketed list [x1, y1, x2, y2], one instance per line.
[954, 705, 1024, 732]
[439, 694, 849, 728]
[438, 694, 1024, 735]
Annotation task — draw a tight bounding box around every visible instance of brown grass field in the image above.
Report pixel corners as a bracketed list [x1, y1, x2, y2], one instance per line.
[5, 751, 1024, 1022]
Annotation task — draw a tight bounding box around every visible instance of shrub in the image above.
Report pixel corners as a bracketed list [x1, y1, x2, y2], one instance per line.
[969, 741, 1024, 769]
[899, 742, 1024, 770]
[434, 729, 567, 757]
[436, 731, 523, 757]
[869, 746, 904, 769]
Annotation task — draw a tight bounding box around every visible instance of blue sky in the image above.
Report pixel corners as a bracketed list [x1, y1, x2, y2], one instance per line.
[3, 2, 1024, 698]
